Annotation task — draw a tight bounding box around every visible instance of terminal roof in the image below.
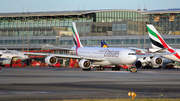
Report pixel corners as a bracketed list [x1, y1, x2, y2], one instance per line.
[141, 8, 180, 14]
[0, 9, 138, 17]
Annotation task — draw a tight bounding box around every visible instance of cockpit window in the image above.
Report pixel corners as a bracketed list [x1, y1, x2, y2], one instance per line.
[128, 53, 136, 55]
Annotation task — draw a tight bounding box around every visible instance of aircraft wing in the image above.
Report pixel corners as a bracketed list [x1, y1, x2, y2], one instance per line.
[128, 47, 148, 53]
[148, 48, 168, 53]
[137, 54, 154, 58]
[41, 45, 74, 51]
[23, 52, 105, 61]
[128, 47, 147, 51]
[129, 47, 168, 53]
[137, 52, 176, 58]
[154, 52, 176, 57]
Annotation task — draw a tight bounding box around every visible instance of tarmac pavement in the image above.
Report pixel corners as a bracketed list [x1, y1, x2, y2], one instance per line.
[0, 67, 180, 100]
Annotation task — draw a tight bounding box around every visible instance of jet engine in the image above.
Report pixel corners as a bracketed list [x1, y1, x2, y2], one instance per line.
[151, 56, 163, 66]
[45, 56, 58, 65]
[134, 60, 142, 68]
[0, 58, 11, 65]
[79, 59, 91, 69]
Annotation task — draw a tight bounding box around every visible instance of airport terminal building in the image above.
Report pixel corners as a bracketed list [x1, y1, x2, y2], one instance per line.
[0, 8, 180, 52]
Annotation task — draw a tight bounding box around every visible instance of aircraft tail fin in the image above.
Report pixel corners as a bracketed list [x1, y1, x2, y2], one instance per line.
[101, 40, 109, 48]
[72, 22, 83, 48]
[146, 24, 172, 49]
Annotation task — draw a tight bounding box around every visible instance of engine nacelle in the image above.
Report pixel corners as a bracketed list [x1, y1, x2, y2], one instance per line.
[151, 56, 163, 66]
[45, 56, 58, 65]
[133, 60, 142, 68]
[0, 58, 11, 65]
[79, 59, 91, 69]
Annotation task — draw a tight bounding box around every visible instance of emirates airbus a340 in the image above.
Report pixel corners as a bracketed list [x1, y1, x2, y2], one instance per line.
[24, 22, 140, 71]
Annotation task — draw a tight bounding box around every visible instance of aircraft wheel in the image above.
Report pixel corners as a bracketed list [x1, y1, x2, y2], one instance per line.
[97, 66, 105, 71]
[117, 67, 120, 71]
[101, 67, 105, 70]
[114, 67, 120, 71]
[82, 68, 91, 71]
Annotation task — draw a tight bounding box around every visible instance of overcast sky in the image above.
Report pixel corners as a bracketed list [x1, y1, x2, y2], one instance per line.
[0, 0, 179, 13]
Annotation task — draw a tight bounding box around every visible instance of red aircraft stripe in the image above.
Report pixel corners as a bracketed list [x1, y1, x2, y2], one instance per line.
[74, 32, 81, 48]
[156, 34, 180, 59]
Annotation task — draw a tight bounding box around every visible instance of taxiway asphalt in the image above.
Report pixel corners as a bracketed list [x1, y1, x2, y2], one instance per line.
[0, 67, 180, 100]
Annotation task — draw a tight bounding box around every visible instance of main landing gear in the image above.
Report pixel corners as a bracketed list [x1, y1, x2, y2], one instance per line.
[82, 68, 91, 71]
[97, 66, 105, 71]
[112, 65, 120, 71]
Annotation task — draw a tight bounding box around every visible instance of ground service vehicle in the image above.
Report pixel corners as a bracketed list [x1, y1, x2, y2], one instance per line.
[130, 66, 137, 73]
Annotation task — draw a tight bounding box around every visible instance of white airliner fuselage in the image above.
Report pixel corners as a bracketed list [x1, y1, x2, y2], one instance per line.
[77, 47, 137, 66]
[0, 50, 29, 65]
[161, 49, 180, 62]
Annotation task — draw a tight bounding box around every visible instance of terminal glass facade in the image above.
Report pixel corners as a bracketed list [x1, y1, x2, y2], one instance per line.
[149, 13, 180, 35]
[0, 10, 180, 49]
[95, 11, 145, 22]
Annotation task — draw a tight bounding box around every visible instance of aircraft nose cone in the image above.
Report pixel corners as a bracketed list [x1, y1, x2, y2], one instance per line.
[130, 56, 137, 63]
[122, 50, 138, 64]
[132, 55, 138, 63]
[24, 55, 29, 60]
[129, 54, 138, 64]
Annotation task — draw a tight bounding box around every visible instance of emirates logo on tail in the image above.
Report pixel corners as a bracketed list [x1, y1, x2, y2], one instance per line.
[147, 24, 167, 49]
[72, 22, 83, 48]
[147, 24, 180, 60]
